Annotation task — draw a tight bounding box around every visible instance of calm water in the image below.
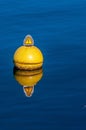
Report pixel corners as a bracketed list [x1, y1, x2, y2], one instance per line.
[0, 0, 86, 129]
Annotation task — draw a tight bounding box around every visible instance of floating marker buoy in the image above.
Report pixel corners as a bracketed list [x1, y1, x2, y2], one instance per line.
[13, 35, 43, 70]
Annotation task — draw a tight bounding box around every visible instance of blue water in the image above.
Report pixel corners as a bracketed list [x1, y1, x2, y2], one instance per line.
[0, 0, 86, 129]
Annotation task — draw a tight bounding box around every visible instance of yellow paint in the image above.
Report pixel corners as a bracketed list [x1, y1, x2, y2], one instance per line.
[23, 35, 34, 46]
[13, 35, 43, 70]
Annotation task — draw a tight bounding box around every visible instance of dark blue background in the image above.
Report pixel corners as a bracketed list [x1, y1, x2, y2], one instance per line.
[0, 0, 86, 129]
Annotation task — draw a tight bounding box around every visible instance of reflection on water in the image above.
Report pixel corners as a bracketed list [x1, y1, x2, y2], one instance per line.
[13, 67, 43, 97]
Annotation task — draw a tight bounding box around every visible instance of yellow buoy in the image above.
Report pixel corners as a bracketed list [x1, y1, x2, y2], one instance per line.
[13, 35, 43, 70]
[13, 67, 43, 97]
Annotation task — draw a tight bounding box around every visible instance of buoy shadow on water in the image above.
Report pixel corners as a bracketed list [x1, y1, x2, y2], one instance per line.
[13, 67, 43, 97]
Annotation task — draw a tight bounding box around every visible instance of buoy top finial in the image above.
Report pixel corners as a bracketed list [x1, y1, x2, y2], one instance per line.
[23, 35, 34, 46]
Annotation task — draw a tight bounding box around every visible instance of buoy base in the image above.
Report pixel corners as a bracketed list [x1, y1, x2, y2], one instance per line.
[14, 62, 43, 70]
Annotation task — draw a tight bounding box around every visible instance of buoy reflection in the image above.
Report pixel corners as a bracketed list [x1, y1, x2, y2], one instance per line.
[13, 67, 43, 97]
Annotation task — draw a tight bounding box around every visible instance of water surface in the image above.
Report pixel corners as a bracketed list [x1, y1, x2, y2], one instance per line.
[0, 0, 86, 130]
